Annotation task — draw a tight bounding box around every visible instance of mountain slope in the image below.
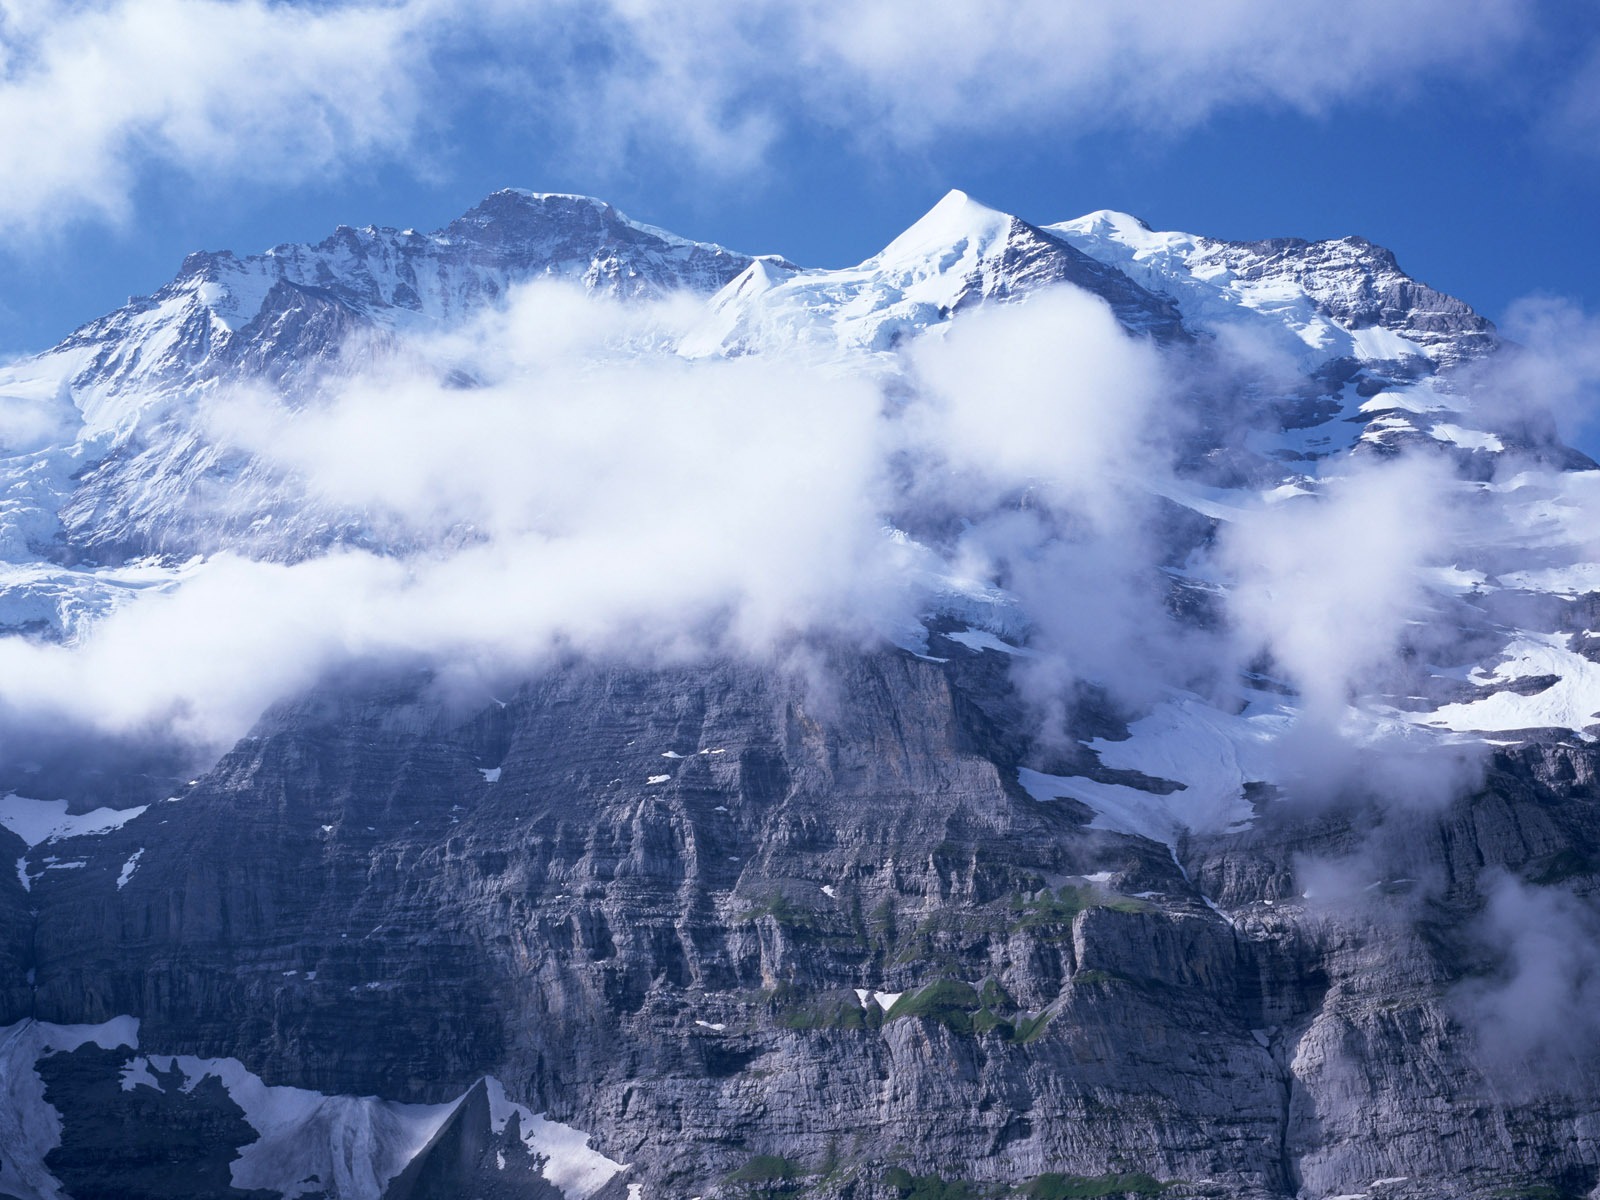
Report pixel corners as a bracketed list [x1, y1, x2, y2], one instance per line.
[0, 191, 782, 580]
[1, 189, 1600, 1200]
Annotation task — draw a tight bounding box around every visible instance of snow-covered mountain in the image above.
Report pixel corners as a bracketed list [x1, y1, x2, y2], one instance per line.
[0, 185, 1593, 748]
[5, 187, 1600, 1200]
[47, 189, 774, 426]
[682, 188, 1185, 355]
[0, 191, 784, 614]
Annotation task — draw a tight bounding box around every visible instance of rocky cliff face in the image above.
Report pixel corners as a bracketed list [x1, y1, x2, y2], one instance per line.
[12, 647, 1600, 1200]
[2, 190, 1600, 1200]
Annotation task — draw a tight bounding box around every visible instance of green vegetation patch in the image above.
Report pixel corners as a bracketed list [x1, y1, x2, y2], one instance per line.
[775, 990, 882, 1032]
[1070, 969, 1127, 988]
[729, 1154, 805, 1185]
[1023, 1172, 1168, 1199]
[885, 979, 983, 1033]
[1008, 886, 1150, 936]
[739, 891, 820, 929]
[1009, 885, 1093, 929]
[883, 979, 1052, 1045]
[885, 1168, 976, 1200]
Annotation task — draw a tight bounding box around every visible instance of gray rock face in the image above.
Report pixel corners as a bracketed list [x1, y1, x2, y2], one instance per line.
[960, 216, 1187, 340]
[6, 644, 1600, 1199]
[1193, 235, 1498, 366]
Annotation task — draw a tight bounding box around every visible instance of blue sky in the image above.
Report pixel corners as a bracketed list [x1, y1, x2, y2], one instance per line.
[2, 0, 1599, 362]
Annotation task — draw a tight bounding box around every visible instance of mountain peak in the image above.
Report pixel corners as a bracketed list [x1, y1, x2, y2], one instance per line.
[874, 188, 1016, 267]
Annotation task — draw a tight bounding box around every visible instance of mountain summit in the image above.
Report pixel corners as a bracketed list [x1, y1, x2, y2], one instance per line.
[0, 189, 1597, 1200]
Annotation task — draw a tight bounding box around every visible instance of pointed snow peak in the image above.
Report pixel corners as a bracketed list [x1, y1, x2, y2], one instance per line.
[930, 187, 983, 213]
[874, 188, 1017, 268]
[723, 256, 799, 299]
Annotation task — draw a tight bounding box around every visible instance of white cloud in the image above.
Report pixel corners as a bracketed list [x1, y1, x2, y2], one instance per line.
[1454, 871, 1600, 1088]
[0, 281, 1200, 752]
[770, 0, 1525, 137]
[1219, 457, 1457, 728]
[900, 288, 1201, 723]
[0, 0, 1539, 238]
[904, 287, 1166, 517]
[1485, 295, 1600, 446]
[0, 0, 430, 236]
[0, 282, 916, 746]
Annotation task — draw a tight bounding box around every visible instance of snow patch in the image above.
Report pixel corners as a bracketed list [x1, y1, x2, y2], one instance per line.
[1496, 562, 1600, 595]
[116, 848, 143, 889]
[0, 1017, 141, 1200]
[120, 1056, 161, 1092]
[483, 1076, 626, 1199]
[944, 628, 1028, 655]
[478, 767, 502, 783]
[1415, 632, 1600, 733]
[1017, 695, 1289, 848]
[0, 794, 147, 848]
[1430, 422, 1503, 453]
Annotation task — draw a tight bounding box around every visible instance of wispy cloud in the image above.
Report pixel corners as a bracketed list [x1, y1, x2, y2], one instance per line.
[0, 280, 1199, 755]
[0, 271, 1527, 780]
[0, 0, 1543, 239]
[1454, 870, 1600, 1090]
[0, 0, 439, 238]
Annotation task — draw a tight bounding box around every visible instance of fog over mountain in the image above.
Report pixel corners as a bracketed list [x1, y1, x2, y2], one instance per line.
[4, 188, 1600, 1199]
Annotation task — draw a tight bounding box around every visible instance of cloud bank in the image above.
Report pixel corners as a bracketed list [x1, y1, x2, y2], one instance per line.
[0, 282, 1216, 757]
[0, 0, 431, 236]
[0, 0, 1539, 237]
[0, 273, 1517, 794]
[0, 284, 915, 746]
